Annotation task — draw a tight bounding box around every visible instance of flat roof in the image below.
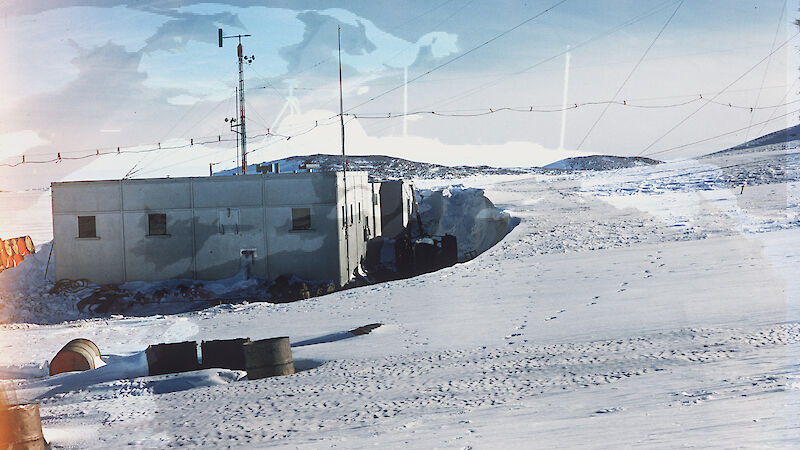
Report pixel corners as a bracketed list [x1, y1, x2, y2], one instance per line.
[52, 170, 370, 187]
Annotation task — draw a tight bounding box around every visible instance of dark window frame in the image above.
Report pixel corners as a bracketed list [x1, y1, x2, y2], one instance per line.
[147, 213, 168, 236]
[77, 216, 97, 238]
[291, 207, 312, 231]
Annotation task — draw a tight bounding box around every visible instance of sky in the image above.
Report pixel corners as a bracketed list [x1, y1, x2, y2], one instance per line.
[0, 0, 798, 189]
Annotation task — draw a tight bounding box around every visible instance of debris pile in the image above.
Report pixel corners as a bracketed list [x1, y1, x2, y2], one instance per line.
[0, 236, 35, 274]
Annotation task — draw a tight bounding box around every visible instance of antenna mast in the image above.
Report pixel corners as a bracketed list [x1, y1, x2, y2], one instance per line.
[338, 25, 351, 280]
[219, 28, 254, 175]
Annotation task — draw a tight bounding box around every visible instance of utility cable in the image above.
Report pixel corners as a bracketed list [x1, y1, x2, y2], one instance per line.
[343, 0, 569, 114]
[638, 30, 800, 156]
[345, 97, 799, 118]
[576, 0, 684, 150]
[744, 0, 787, 142]
[421, 0, 679, 112]
[643, 107, 800, 157]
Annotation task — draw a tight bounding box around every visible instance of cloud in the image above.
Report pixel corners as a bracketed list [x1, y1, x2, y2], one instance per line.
[0, 6, 167, 102]
[142, 11, 244, 53]
[0, 131, 49, 161]
[281, 8, 459, 75]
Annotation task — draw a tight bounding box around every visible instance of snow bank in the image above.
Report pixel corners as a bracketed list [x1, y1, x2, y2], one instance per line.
[0, 241, 262, 324]
[0, 241, 81, 324]
[415, 186, 512, 260]
[0, 241, 55, 296]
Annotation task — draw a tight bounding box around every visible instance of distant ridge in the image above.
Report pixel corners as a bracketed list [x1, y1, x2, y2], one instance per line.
[705, 123, 800, 157]
[215, 154, 543, 180]
[544, 155, 661, 171]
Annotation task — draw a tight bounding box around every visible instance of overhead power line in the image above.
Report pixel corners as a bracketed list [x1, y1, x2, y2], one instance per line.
[576, 0, 684, 150]
[0, 136, 238, 168]
[421, 0, 680, 112]
[343, 0, 570, 114]
[744, 0, 787, 142]
[643, 107, 800, 157]
[344, 97, 800, 118]
[638, 30, 800, 156]
[5, 95, 796, 170]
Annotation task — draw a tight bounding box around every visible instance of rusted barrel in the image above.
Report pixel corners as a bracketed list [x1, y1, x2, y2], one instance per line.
[146, 341, 199, 376]
[243, 337, 294, 380]
[49, 338, 102, 376]
[201, 338, 250, 370]
[0, 403, 46, 450]
[1, 243, 10, 269]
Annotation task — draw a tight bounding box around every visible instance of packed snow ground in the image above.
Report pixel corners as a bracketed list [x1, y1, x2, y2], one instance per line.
[0, 142, 799, 448]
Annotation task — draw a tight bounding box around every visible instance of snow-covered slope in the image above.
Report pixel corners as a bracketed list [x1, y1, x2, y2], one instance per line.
[706, 123, 800, 157]
[0, 142, 798, 448]
[544, 155, 661, 170]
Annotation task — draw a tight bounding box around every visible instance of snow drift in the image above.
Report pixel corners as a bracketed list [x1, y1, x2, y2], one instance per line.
[414, 187, 513, 261]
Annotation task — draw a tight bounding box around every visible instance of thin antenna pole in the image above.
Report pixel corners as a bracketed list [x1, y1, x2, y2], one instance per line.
[238, 39, 248, 174]
[235, 86, 240, 171]
[559, 46, 571, 150]
[338, 26, 351, 280]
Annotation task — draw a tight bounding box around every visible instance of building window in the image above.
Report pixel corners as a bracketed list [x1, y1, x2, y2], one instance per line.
[292, 207, 311, 230]
[77, 216, 96, 238]
[148, 213, 167, 236]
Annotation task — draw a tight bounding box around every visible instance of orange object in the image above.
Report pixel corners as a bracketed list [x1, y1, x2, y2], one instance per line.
[11, 254, 22, 267]
[16, 238, 28, 257]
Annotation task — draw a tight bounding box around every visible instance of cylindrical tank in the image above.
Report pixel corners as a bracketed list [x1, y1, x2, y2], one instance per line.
[0, 403, 46, 450]
[49, 338, 102, 376]
[243, 337, 294, 380]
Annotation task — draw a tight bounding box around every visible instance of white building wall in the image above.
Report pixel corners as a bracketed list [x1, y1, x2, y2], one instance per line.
[51, 171, 373, 286]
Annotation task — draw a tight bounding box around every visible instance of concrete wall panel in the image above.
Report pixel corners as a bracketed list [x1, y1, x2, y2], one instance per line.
[264, 174, 337, 205]
[123, 210, 194, 281]
[192, 178, 263, 208]
[193, 207, 266, 281]
[52, 212, 125, 284]
[265, 204, 340, 283]
[52, 182, 121, 213]
[122, 180, 191, 211]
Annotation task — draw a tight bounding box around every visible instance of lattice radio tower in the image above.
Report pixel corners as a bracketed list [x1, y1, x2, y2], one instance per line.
[219, 28, 254, 175]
